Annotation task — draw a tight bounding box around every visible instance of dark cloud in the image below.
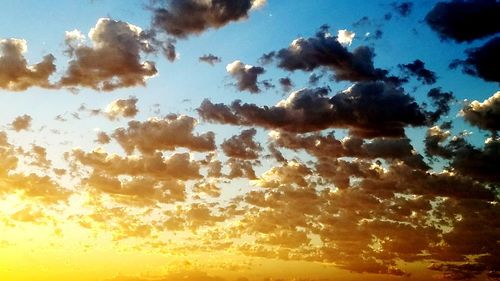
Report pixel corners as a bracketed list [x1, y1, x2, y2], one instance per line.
[162, 38, 177, 62]
[308, 72, 324, 86]
[425, 125, 454, 159]
[424, 125, 500, 183]
[0, 38, 55, 91]
[352, 16, 371, 28]
[221, 128, 262, 159]
[278, 77, 293, 92]
[59, 18, 157, 91]
[448, 138, 500, 183]
[426, 87, 455, 123]
[425, 0, 500, 42]
[226, 60, 265, 93]
[271, 131, 428, 170]
[258, 51, 275, 65]
[152, 0, 265, 38]
[199, 82, 428, 138]
[461, 90, 500, 132]
[391, 1, 413, 17]
[450, 36, 500, 83]
[199, 54, 222, 65]
[271, 28, 389, 82]
[399, 59, 437, 85]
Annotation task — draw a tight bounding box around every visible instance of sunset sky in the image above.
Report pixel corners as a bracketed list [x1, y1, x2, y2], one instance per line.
[0, 1, 499, 281]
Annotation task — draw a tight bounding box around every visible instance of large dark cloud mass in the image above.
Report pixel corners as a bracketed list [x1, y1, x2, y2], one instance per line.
[152, 0, 263, 38]
[450, 37, 500, 83]
[269, 29, 389, 82]
[199, 82, 429, 138]
[425, 0, 500, 43]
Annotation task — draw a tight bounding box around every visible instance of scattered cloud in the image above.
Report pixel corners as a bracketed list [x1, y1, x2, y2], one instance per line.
[59, 18, 157, 91]
[11, 114, 32, 131]
[199, 54, 222, 65]
[226, 60, 265, 93]
[152, 0, 265, 38]
[0, 38, 55, 91]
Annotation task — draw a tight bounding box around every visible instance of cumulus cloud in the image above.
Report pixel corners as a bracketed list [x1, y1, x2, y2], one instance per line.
[199, 54, 222, 65]
[11, 114, 32, 131]
[425, 0, 500, 42]
[152, 0, 265, 38]
[199, 82, 428, 137]
[461, 90, 500, 132]
[105, 96, 139, 120]
[221, 128, 262, 159]
[278, 77, 293, 92]
[271, 131, 428, 170]
[111, 114, 216, 154]
[226, 60, 265, 93]
[399, 59, 437, 85]
[450, 36, 500, 83]
[0, 38, 55, 91]
[59, 18, 157, 91]
[337, 29, 355, 46]
[270, 28, 389, 82]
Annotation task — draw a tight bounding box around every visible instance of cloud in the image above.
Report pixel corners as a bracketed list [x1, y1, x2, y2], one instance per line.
[193, 179, 221, 197]
[105, 96, 139, 120]
[73, 149, 201, 180]
[426, 87, 455, 123]
[227, 158, 257, 179]
[399, 59, 437, 85]
[337, 29, 355, 46]
[199, 82, 428, 138]
[0, 38, 55, 91]
[0, 132, 69, 203]
[199, 54, 222, 65]
[278, 77, 293, 92]
[450, 36, 500, 83]
[270, 28, 389, 82]
[58, 18, 157, 91]
[461, 90, 500, 132]
[95, 131, 111, 144]
[391, 1, 413, 17]
[422, 123, 500, 183]
[271, 131, 428, 170]
[11, 114, 32, 131]
[226, 60, 265, 93]
[111, 114, 216, 154]
[152, 0, 265, 38]
[424, 125, 454, 159]
[221, 128, 262, 159]
[425, 0, 500, 42]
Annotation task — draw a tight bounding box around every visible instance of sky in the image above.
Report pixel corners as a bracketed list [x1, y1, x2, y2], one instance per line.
[0, 1, 499, 281]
